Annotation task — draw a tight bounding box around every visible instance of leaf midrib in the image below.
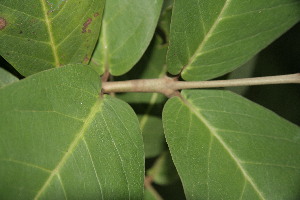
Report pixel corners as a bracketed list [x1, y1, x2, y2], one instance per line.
[40, 0, 60, 67]
[182, 0, 231, 73]
[34, 99, 102, 199]
[180, 95, 266, 200]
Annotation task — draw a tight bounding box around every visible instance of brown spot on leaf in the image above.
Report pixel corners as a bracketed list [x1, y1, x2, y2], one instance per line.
[0, 17, 7, 30]
[84, 55, 90, 63]
[82, 18, 92, 33]
[94, 12, 99, 17]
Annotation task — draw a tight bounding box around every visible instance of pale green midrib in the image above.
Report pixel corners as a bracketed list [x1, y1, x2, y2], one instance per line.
[180, 95, 266, 200]
[40, 0, 60, 67]
[101, 20, 110, 71]
[34, 99, 102, 199]
[182, 0, 232, 74]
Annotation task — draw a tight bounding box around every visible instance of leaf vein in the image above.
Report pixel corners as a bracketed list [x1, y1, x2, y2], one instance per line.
[34, 99, 102, 199]
[57, 174, 68, 200]
[181, 0, 232, 73]
[0, 4, 45, 21]
[0, 159, 51, 173]
[181, 96, 266, 200]
[101, 111, 131, 199]
[82, 137, 104, 199]
[39, 0, 60, 67]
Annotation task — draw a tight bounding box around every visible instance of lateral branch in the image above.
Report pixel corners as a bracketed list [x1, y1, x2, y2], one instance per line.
[102, 73, 300, 97]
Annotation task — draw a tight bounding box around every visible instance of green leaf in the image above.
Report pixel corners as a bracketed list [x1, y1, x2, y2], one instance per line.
[140, 115, 165, 158]
[0, 0, 104, 76]
[0, 65, 144, 199]
[144, 188, 157, 200]
[163, 90, 300, 199]
[90, 0, 163, 75]
[0, 68, 18, 88]
[167, 0, 300, 80]
[158, 0, 173, 42]
[147, 152, 179, 185]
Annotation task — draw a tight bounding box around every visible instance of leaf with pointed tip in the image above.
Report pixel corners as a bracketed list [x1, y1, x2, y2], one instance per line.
[0, 68, 18, 88]
[90, 0, 163, 75]
[0, 0, 104, 76]
[0, 64, 144, 199]
[167, 0, 300, 80]
[163, 90, 300, 199]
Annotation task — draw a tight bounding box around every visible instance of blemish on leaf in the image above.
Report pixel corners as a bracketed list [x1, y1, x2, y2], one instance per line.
[0, 17, 7, 30]
[84, 55, 90, 63]
[82, 18, 92, 33]
[94, 12, 100, 17]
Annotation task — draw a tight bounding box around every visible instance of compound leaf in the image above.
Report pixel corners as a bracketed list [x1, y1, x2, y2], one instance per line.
[0, 64, 144, 199]
[167, 0, 300, 80]
[163, 90, 300, 199]
[0, 0, 104, 76]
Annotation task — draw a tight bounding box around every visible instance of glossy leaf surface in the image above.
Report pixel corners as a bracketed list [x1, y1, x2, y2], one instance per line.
[90, 0, 163, 75]
[163, 90, 300, 199]
[167, 0, 300, 80]
[0, 65, 144, 199]
[0, 68, 18, 88]
[0, 0, 104, 76]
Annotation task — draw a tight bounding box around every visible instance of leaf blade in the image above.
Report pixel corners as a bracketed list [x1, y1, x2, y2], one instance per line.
[0, 0, 105, 76]
[163, 90, 300, 199]
[0, 65, 144, 199]
[167, 0, 300, 80]
[90, 0, 163, 75]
